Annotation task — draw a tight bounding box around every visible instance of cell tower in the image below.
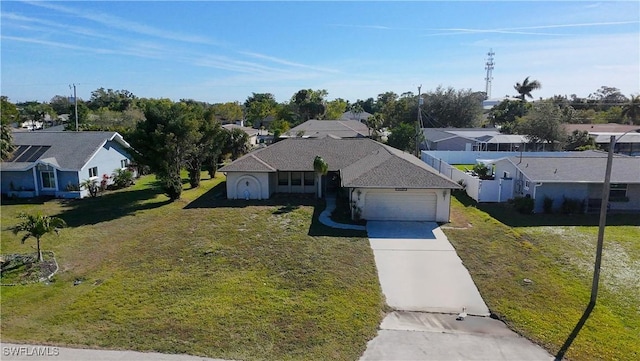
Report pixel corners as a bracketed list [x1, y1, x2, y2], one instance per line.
[484, 49, 495, 99]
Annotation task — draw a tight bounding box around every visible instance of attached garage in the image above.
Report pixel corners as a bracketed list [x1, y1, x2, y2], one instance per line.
[362, 190, 438, 221]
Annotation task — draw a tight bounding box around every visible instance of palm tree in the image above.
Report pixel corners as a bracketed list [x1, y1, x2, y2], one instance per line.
[514, 77, 542, 101]
[1, 123, 15, 160]
[11, 213, 66, 262]
[621, 95, 640, 124]
[313, 155, 328, 199]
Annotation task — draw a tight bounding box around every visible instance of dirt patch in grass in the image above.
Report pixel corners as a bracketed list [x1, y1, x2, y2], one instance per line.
[1, 253, 57, 285]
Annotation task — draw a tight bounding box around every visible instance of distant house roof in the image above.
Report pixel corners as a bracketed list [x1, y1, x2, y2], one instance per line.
[1, 131, 130, 172]
[222, 124, 259, 136]
[341, 110, 372, 122]
[219, 137, 461, 189]
[422, 127, 527, 144]
[504, 153, 640, 183]
[564, 123, 640, 134]
[285, 119, 370, 139]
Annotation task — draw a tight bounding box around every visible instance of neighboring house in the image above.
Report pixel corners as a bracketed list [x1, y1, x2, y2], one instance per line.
[492, 152, 640, 213]
[422, 128, 529, 151]
[219, 137, 461, 222]
[284, 119, 371, 139]
[222, 124, 261, 147]
[565, 123, 640, 156]
[341, 110, 372, 122]
[1, 131, 133, 199]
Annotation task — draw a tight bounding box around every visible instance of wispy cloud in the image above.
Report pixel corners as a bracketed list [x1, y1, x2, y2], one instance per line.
[239, 51, 339, 73]
[22, 0, 217, 45]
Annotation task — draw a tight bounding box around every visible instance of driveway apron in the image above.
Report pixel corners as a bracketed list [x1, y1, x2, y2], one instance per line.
[366, 221, 489, 315]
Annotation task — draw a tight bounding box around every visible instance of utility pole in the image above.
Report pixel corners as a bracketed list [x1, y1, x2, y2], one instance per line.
[415, 85, 423, 157]
[484, 49, 495, 99]
[70, 84, 79, 131]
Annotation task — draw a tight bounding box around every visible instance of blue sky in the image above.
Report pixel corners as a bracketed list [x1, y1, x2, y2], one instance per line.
[1, 1, 639, 104]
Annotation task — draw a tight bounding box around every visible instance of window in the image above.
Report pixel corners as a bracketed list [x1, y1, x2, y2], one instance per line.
[524, 180, 530, 190]
[304, 172, 315, 186]
[278, 172, 288, 186]
[88, 167, 98, 178]
[291, 172, 302, 186]
[610, 184, 628, 201]
[41, 171, 55, 189]
[120, 159, 129, 168]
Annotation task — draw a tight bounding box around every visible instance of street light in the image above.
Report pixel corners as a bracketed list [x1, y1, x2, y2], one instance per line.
[591, 129, 640, 305]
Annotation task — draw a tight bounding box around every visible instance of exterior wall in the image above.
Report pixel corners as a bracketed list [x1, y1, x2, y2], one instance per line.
[534, 183, 589, 213]
[619, 184, 640, 211]
[275, 171, 316, 194]
[1, 170, 36, 196]
[81, 140, 132, 184]
[56, 170, 81, 192]
[225, 172, 271, 200]
[349, 188, 451, 223]
[436, 137, 476, 151]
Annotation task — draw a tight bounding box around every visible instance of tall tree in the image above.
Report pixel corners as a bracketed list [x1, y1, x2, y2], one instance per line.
[423, 86, 484, 128]
[244, 93, 278, 127]
[130, 99, 201, 200]
[387, 122, 419, 153]
[223, 128, 250, 161]
[11, 213, 66, 262]
[88, 88, 137, 112]
[365, 113, 384, 141]
[313, 155, 328, 199]
[515, 100, 567, 150]
[565, 130, 596, 151]
[514, 77, 542, 101]
[323, 98, 348, 119]
[210, 102, 244, 123]
[291, 89, 327, 122]
[621, 95, 640, 124]
[1, 97, 19, 160]
[49, 95, 73, 115]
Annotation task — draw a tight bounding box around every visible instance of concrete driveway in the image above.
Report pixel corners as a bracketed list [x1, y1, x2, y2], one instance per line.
[366, 221, 489, 315]
[362, 221, 553, 361]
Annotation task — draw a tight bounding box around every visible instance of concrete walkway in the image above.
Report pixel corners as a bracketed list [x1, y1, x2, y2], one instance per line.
[361, 221, 553, 360]
[318, 194, 366, 231]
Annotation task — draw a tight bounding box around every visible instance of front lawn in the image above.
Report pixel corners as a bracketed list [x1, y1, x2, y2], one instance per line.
[444, 194, 639, 361]
[0, 174, 384, 361]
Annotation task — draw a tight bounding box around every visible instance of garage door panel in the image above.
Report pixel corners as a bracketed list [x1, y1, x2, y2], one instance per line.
[364, 191, 436, 221]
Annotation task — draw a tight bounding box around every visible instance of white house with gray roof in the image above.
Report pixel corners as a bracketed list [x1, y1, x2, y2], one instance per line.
[219, 137, 461, 222]
[492, 152, 640, 213]
[1, 131, 133, 199]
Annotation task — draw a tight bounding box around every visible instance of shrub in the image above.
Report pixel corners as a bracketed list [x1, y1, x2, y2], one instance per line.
[543, 196, 554, 214]
[561, 197, 584, 214]
[513, 196, 534, 214]
[473, 163, 493, 180]
[112, 168, 135, 189]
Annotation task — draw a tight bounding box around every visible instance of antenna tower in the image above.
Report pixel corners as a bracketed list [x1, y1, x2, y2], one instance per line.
[484, 49, 495, 99]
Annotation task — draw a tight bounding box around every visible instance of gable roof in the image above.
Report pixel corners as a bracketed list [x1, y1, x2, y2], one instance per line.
[285, 119, 370, 139]
[220, 138, 461, 189]
[222, 124, 259, 136]
[1, 131, 130, 172]
[505, 154, 640, 183]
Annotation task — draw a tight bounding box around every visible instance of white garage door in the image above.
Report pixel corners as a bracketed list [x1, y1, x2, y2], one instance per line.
[364, 191, 437, 221]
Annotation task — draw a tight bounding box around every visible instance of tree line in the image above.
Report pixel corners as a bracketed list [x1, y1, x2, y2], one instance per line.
[2, 81, 639, 198]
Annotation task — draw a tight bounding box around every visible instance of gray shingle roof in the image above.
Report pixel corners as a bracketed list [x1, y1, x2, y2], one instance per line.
[1, 131, 129, 171]
[510, 155, 640, 183]
[286, 119, 370, 138]
[220, 138, 461, 189]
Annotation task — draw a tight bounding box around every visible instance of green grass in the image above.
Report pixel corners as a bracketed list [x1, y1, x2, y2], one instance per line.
[444, 194, 640, 361]
[1, 174, 384, 361]
[453, 164, 475, 171]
